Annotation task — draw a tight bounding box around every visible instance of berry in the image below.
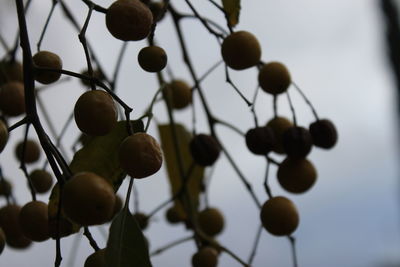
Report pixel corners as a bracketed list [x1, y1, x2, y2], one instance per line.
[282, 126, 313, 158]
[0, 60, 23, 85]
[245, 126, 275, 155]
[15, 139, 41, 164]
[198, 207, 224, 236]
[0, 204, 32, 249]
[84, 248, 106, 267]
[80, 69, 105, 86]
[48, 217, 74, 239]
[74, 90, 117, 136]
[149, 2, 165, 22]
[106, 0, 153, 41]
[119, 132, 163, 178]
[309, 119, 338, 149]
[277, 157, 317, 194]
[133, 212, 149, 230]
[258, 62, 291, 95]
[165, 206, 184, 224]
[266, 117, 293, 154]
[138, 46, 167, 72]
[62, 172, 116, 226]
[29, 169, 53, 194]
[5, 234, 31, 249]
[19, 201, 49, 242]
[0, 228, 5, 254]
[32, 51, 63, 84]
[190, 134, 220, 166]
[260, 196, 299, 236]
[0, 120, 8, 152]
[221, 31, 261, 70]
[192, 247, 219, 267]
[0, 179, 12, 196]
[166, 80, 192, 110]
[0, 81, 25, 117]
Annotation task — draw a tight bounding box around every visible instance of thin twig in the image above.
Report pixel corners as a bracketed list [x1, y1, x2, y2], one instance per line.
[150, 236, 193, 256]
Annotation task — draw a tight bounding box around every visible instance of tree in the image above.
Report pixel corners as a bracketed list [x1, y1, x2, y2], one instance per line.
[0, 0, 337, 266]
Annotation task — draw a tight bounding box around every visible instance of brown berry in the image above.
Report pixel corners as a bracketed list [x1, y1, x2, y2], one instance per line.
[0, 179, 12, 196]
[192, 247, 219, 267]
[309, 119, 338, 149]
[106, 0, 153, 41]
[260, 196, 299, 236]
[15, 139, 41, 164]
[0, 81, 25, 117]
[266, 117, 293, 154]
[62, 172, 116, 226]
[198, 207, 224, 236]
[149, 2, 165, 22]
[32, 51, 62, 84]
[0, 228, 5, 254]
[119, 133, 163, 178]
[165, 206, 184, 224]
[5, 234, 31, 249]
[84, 248, 106, 267]
[245, 126, 275, 155]
[190, 134, 220, 166]
[74, 90, 117, 136]
[282, 126, 313, 158]
[166, 80, 192, 110]
[133, 212, 149, 230]
[0, 205, 30, 246]
[0, 120, 8, 152]
[258, 62, 291, 95]
[19, 201, 49, 242]
[30, 169, 53, 194]
[138, 46, 167, 72]
[221, 31, 261, 70]
[80, 69, 105, 86]
[0, 60, 23, 85]
[277, 157, 317, 194]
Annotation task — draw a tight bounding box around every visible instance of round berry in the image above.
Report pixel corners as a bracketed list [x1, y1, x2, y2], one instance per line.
[119, 133, 163, 178]
[15, 139, 41, 164]
[138, 46, 167, 72]
[30, 169, 53, 194]
[0, 205, 26, 238]
[19, 201, 49, 242]
[258, 62, 291, 95]
[245, 126, 275, 155]
[84, 248, 106, 267]
[166, 80, 192, 110]
[309, 119, 338, 149]
[0, 60, 23, 85]
[0, 81, 25, 117]
[221, 31, 261, 70]
[32, 51, 63, 84]
[198, 207, 224, 236]
[62, 172, 116, 226]
[74, 90, 117, 136]
[282, 126, 313, 158]
[260, 196, 299, 236]
[149, 2, 165, 22]
[0, 179, 12, 197]
[165, 206, 184, 224]
[266, 117, 293, 154]
[5, 234, 31, 249]
[106, 0, 153, 41]
[80, 69, 105, 86]
[0, 120, 8, 153]
[190, 134, 220, 166]
[192, 247, 219, 267]
[133, 212, 149, 230]
[277, 157, 317, 194]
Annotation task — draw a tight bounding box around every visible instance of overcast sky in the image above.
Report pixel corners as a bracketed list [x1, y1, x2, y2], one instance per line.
[0, 0, 400, 266]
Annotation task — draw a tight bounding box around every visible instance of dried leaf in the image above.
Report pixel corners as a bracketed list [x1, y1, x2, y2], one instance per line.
[158, 123, 204, 220]
[222, 0, 241, 27]
[105, 208, 152, 267]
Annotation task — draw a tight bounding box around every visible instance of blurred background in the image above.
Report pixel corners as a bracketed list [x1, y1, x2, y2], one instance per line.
[0, 0, 399, 266]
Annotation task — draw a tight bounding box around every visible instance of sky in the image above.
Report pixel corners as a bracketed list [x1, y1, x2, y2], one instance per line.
[0, 0, 400, 267]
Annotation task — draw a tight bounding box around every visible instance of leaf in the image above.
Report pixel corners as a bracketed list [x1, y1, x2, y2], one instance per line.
[47, 120, 143, 238]
[70, 120, 143, 190]
[105, 208, 152, 267]
[158, 124, 205, 220]
[222, 0, 241, 27]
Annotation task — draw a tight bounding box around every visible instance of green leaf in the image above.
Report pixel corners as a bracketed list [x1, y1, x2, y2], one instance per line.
[69, 120, 143, 191]
[158, 124, 205, 220]
[105, 208, 152, 267]
[222, 0, 241, 27]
